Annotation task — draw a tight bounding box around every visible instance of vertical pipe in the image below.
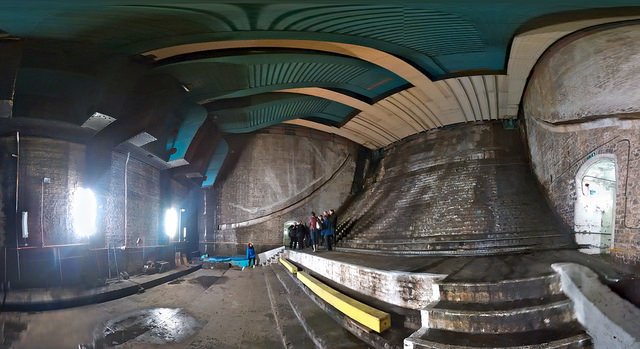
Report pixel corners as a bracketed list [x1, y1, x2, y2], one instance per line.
[3, 247, 6, 288]
[123, 152, 130, 248]
[113, 246, 119, 279]
[15, 131, 20, 281]
[41, 179, 44, 247]
[57, 248, 63, 285]
[203, 191, 207, 254]
[107, 244, 111, 279]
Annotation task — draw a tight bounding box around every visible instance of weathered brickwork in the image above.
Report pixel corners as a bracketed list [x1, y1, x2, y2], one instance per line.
[523, 23, 640, 264]
[0, 136, 166, 248]
[0, 136, 85, 246]
[105, 152, 161, 247]
[339, 122, 573, 252]
[525, 23, 640, 123]
[209, 131, 359, 255]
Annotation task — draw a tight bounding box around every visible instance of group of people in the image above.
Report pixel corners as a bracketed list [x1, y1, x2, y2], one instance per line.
[288, 209, 338, 252]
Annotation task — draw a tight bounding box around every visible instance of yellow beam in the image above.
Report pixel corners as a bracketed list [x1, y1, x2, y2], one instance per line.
[279, 257, 298, 274]
[296, 271, 391, 333]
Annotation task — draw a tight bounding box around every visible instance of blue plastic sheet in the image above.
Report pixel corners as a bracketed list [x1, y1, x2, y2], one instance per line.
[203, 255, 250, 267]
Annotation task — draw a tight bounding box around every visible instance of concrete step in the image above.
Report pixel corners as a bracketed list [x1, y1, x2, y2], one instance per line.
[406, 322, 592, 348]
[263, 267, 317, 349]
[338, 238, 574, 253]
[334, 245, 554, 256]
[268, 264, 369, 349]
[272, 263, 409, 349]
[349, 231, 566, 242]
[424, 295, 575, 333]
[438, 274, 562, 303]
[344, 232, 567, 244]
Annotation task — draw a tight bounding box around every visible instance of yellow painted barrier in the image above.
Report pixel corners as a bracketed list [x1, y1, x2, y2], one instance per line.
[279, 257, 298, 274]
[296, 271, 391, 333]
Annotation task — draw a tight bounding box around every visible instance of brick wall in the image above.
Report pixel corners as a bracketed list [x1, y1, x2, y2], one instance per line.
[208, 131, 359, 255]
[338, 122, 573, 252]
[104, 152, 161, 247]
[0, 136, 171, 249]
[523, 23, 640, 264]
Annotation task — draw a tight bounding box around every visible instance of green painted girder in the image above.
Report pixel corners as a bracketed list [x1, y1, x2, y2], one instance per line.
[202, 138, 228, 188]
[212, 92, 355, 133]
[165, 104, 208, 164]
[154, 52, 407, 103]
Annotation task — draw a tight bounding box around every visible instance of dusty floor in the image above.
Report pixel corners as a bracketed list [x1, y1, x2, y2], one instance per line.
[0, 267, 282, 349]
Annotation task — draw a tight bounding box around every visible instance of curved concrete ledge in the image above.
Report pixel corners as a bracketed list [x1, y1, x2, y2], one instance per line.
[532, 114, 640, 133]
[286, 250, 446, 309]
[551, 262, 640, 349]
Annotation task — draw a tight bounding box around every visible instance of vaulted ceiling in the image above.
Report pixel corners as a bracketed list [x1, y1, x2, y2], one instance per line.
[1, 1, 639, 185]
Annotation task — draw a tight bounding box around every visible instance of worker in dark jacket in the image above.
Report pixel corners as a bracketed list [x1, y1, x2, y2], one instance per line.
[328, 209, 338, 247]
[288, 222, 298, 249]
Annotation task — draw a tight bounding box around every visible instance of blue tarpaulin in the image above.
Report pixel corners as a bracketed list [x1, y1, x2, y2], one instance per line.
[203, 255, 250, 267]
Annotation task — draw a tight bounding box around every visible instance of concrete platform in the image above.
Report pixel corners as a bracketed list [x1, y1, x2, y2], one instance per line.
[295, 248, 636, 282]
[1, 264, 201, 311]
[284, 248, 640, 348]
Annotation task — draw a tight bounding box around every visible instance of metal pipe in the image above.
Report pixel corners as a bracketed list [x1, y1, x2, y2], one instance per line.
[40, 178, 44, 247]
[203, 191, 207, 254]
[123, 152, 130, 248]
[107, 244, 111, 279]
[113, 246, 120, 279]
[3, 247, 6, 289]
[57, 247, 63, 284]
[14, 131, 20, 281]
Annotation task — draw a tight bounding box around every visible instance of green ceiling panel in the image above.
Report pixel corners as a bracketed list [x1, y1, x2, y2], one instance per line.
[155, 52, 407, 103]
[215, 93, 354, 133]
[3, 1, 640, 78]
[4, 1, 640, 139]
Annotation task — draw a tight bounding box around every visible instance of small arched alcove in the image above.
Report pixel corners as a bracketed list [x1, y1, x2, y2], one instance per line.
[574, 155, 616, 254]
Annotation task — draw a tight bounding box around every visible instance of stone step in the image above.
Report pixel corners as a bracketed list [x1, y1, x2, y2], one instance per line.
[272, 263, 410, 349]
[425, 295, 575, 334]
[438, 274, 562, 303]
[347, 225, 563, 237]
[268, 264, 370, 349]
[263, 267, 317, 349]
[348, 232, 568, 244]
[338, 237, 573, 252]
[406, 322, 592, 348]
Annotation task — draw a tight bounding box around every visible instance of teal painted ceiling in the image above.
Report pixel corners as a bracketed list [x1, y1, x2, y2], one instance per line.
[2, 1, 640, 184]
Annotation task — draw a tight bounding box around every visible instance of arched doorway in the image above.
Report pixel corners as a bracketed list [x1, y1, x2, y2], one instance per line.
[574, 155, 616, 254]
[283, 220, 298, 247]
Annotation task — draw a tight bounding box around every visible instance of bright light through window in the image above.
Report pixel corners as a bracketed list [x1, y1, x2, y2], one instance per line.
[72, 187, 97, 238]
[164, 208, 178, 239]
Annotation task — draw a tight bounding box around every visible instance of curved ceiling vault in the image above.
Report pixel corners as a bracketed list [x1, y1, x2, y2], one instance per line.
[2, 1, 640, 185]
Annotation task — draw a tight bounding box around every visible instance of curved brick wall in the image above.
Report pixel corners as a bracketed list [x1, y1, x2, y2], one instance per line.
[207, 130, 359, 256]
[338, 122, 573, 253]
[523, 23, 640, 264]
[525, 23, 640, 123]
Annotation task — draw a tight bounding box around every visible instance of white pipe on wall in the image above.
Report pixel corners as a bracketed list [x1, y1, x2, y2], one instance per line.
[123, 152, 130, 248]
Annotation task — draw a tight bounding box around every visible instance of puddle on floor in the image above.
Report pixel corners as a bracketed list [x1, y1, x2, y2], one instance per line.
[0, 320, 28, 349]
[85, 308, 203, 348]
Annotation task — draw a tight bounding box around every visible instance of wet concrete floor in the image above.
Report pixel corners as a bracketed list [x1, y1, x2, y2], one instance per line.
[1, 267, 282, 348]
